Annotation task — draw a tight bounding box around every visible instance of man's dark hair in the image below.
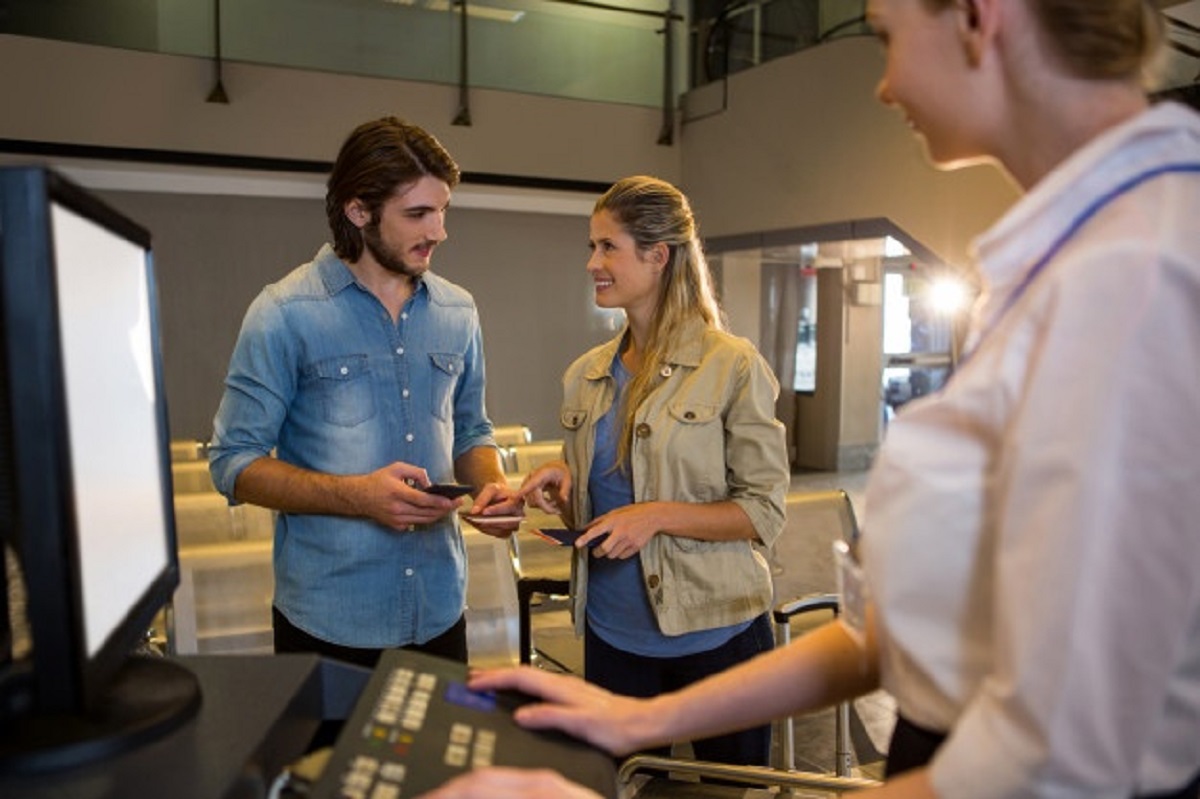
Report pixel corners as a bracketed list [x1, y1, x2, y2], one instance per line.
[325, 117, 461, 262]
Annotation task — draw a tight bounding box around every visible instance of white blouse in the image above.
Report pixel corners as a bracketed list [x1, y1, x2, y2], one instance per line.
[863, 102, 1200, 799]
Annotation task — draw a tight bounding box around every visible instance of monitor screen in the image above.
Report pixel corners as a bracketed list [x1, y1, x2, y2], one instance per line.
[51, 201, 172, 660]
[0, 166, 199, 774]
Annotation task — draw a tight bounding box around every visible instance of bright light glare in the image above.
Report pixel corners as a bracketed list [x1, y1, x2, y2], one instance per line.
[883, 236, 910, 258]
[928, 278, 969, 315]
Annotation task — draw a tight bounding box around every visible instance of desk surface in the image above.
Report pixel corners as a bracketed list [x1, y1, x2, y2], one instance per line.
[0, 654, 366, 799]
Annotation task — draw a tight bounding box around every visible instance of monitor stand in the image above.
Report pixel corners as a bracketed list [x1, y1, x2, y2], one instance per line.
[0, 655, 202, 775]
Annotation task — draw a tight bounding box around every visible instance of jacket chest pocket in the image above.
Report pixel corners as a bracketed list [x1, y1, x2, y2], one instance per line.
[430, 352, 464, 421]
[664, 401, 722, 453]
[561, 408, 589, 432]
[668, 401, 720, 427]
[661, 400, 723, 494]
[560, 407, 590, 461]
[560, 407, 591, 510]
[312, 354, 376, 427]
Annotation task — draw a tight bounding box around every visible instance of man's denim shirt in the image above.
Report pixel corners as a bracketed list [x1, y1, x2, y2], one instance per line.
[209, 245, 496, 648]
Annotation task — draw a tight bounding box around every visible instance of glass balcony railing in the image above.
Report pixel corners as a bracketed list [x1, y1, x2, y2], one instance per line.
[0, 0, 884, 110]
[4, 1, 1192, 115]
[690, 0, 867, 87]
[1, 0, 679, 108]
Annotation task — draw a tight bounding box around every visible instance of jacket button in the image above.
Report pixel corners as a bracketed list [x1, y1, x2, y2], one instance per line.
[635, 423, 652, 438]
[684, 411, 695, 420]
[647, 574, 660, 589]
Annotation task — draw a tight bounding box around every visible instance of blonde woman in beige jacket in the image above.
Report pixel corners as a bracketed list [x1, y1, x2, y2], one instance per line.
[518, 175, 790, 767]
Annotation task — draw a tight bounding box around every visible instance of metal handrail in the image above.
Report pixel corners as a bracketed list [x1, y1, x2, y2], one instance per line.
[618, 753, 881, 793]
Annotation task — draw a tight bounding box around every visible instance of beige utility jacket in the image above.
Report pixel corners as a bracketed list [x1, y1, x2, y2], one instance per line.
[561, 318, 789, 636]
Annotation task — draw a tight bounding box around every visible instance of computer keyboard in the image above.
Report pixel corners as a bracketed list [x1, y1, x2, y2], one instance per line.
[309, 649, 617, 798]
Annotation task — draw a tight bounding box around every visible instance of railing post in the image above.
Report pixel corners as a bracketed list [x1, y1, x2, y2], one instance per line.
[206, 0, 230, 104]
[452, 0, 472, 126]
[657, 0, 676, 145]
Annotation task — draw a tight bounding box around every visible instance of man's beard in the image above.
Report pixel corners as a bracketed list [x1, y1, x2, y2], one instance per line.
[362, 221, 426, 278]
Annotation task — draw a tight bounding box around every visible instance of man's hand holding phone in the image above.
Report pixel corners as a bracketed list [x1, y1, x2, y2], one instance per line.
[423, 483, 474, 499]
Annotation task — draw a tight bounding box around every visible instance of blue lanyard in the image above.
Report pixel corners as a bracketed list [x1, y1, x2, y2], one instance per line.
[958, 162, 1200, 368]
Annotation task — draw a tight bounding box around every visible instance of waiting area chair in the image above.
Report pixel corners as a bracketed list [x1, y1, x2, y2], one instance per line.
[507, 523, 573, 668]
[772, 489, 864, 777]
[494, 435, 574, 669]
[614, 488, 886, 797]
[507, 440, 565, 475]
[493, 423, 533, 447]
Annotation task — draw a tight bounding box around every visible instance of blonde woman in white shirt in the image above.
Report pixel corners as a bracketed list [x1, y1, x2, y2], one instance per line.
[419, 1, 1200, 797]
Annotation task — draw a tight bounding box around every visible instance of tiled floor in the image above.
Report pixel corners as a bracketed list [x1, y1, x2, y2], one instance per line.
[527, 467, 894, 792]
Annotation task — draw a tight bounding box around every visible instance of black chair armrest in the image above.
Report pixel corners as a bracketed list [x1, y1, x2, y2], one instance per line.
[773, 592, 840, 625]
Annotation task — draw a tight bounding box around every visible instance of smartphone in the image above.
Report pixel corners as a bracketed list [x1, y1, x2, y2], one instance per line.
[423, 483, 473, 499]
[530, 528, 608, 548]
[461, 513, 525, 526]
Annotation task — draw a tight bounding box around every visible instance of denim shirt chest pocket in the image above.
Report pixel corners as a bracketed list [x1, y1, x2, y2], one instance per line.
[430, 352, 464, 421]
[308, 354, 376, 427]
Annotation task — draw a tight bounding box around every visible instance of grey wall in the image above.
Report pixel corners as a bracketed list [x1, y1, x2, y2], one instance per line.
[682, 36, 1020, 268]
[431, 208, 624, 441]
[2, 30, 1031, 462]
[0, 33, 680, 187]
[0, 29, 673, 444]
[101, 190, 610, 444]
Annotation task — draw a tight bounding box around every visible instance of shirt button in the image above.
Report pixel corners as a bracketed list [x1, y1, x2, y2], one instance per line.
[647, 574, 660, 589]
[396, 347, 404, 355]
[635, 422, 652, 439]
[402, 388, 410, 398]
[405, 433, 414, 442]
[401, 312, 408, 320]
[405, 568, 414, 576]
[659, 365, 673, 378]
[339, 366, 349, 375]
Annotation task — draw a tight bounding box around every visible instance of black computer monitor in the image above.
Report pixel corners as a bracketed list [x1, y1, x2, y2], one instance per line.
[0, 166, 200, 774]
